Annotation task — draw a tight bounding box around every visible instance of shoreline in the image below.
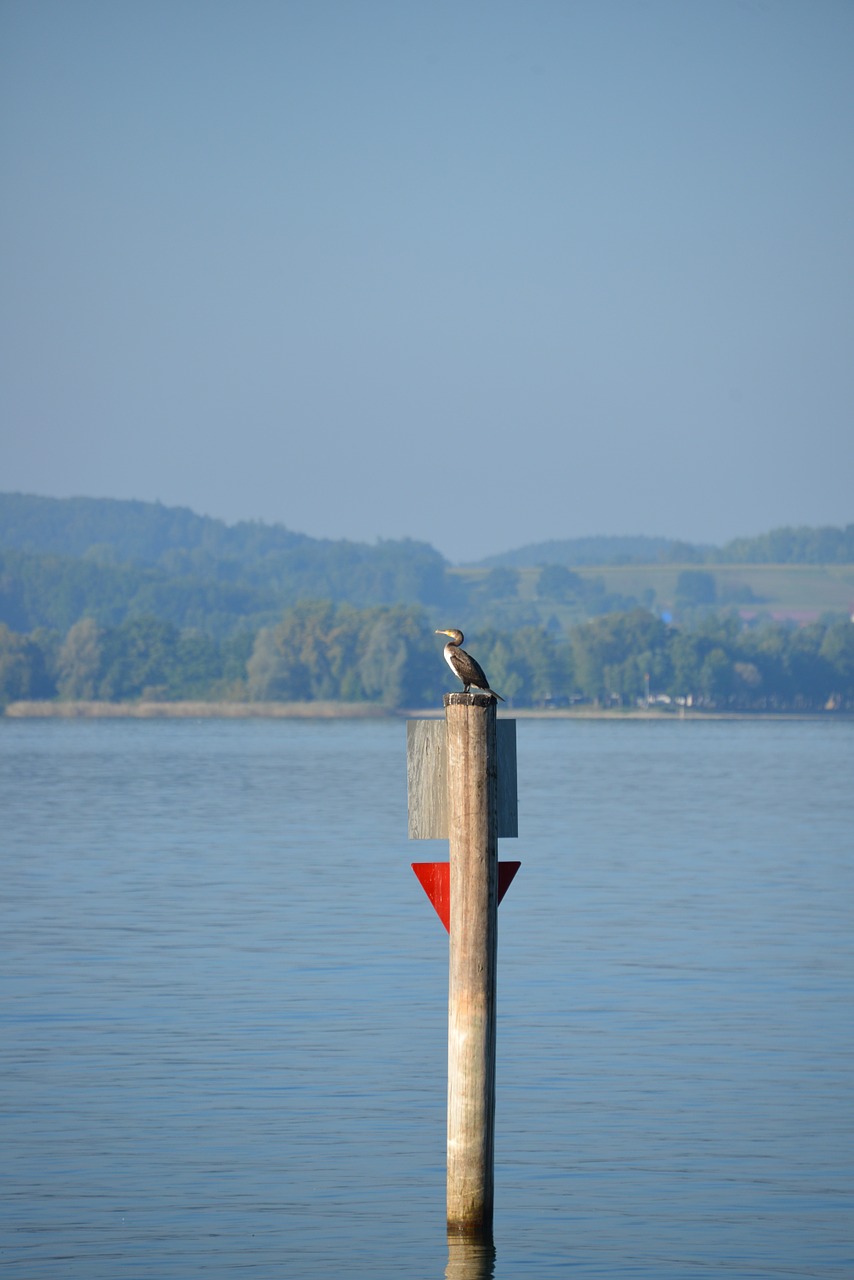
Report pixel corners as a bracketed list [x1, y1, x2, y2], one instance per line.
[1, 700, 389, 720]
[3, 700, 851, 722]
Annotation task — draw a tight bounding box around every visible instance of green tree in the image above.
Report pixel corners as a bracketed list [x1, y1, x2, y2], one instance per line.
[819, 619, 854, 704]
[247, 601, 441, 706]
[699, 648, 732, 702]
[246, 624, 311, 701]
[359, 612, 409, 706]
[669, 632, 704, 701]
[97, 617, 180, 700]
[514, 626, 573, 703]
[664, 541, 705, 564]
[57, 618, 104, 699]
[171, 632, 224, 698]
[572, 610, 669, 704]
[0, 624, 54, 707]
[779, 623, 832, 708]
[536, 564, 583, 603]
[481, 567, 520, 599]
[473, 632, 529, 703]
[359, 606, 438, 707]
[675, 570, 717, 607]
[731, 660, 763, 706]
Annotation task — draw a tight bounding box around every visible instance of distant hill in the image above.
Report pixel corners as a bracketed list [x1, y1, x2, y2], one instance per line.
[475, 535, 705, 568]
[0, 493, 460, 635]
[717, 525, 854, 564]
[1, 495, 851, 641]
[2, 494, 852, 711]
[0, 492, 309, 566]
[475, 526, 854, 568]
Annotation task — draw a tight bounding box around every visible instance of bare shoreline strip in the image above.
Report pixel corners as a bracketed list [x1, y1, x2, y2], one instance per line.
[3, 700, 390, 719]
[2, 700, 849, 722]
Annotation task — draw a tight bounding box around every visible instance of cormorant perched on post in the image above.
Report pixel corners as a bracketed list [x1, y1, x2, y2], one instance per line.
[435, 629, 505, 701]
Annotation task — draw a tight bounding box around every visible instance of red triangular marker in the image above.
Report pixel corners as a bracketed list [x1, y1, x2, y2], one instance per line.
[411, 861, 521, 933]
[412, 863, 451, 931]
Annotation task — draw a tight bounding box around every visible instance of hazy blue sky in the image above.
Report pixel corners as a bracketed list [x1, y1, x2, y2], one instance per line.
[1, 0, 852, 561]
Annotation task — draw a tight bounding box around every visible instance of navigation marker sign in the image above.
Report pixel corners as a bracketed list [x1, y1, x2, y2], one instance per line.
[411, 860, 522, 933]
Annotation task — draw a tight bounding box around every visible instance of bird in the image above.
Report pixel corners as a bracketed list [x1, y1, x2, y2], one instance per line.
[435, 629, 505, 700]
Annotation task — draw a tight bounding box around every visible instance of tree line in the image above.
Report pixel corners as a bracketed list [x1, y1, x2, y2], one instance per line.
[2, 605, 852, 712]
[0, 542, 646, 639]
[5, 498, 852, 651]
[0, 494, 459, 634]
[0, 536, 456, 637]
[477, 525, 854, 569]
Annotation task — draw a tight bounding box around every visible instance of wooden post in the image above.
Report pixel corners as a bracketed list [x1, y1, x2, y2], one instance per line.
[444, 691, 498, 1238]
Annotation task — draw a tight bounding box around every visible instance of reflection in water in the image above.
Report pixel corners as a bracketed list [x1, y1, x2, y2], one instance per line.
[446, 1232, 496, 1280]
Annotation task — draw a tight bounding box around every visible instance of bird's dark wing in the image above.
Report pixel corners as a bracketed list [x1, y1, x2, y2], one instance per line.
[457, 648, 490, 688]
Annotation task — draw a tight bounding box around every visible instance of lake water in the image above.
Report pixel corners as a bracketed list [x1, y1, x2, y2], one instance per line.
[1, 716, 852, 1279]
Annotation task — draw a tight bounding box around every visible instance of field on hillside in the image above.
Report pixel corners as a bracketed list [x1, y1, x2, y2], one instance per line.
[450, 563, 854, 622]
[589, 563, 854, 614]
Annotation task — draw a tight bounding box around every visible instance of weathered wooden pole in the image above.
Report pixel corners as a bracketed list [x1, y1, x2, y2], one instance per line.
[407, 695, 517, 1236]
[444, 690, 498, 1237]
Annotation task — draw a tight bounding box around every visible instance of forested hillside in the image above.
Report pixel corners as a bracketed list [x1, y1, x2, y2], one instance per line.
[478, 525, 854, 568]
[476, 535, 682, 568]
[716, 525, 854, 564]
[0, 494, 459, 630]
[0, 547, 280, 637]
[0, 493, 310, 566]
[1, 494, 852, 711]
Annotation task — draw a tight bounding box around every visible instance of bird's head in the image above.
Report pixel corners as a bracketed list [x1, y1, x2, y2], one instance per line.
[435, 628, 464, 645]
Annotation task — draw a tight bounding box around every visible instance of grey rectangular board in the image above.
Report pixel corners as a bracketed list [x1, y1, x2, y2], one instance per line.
[406, 720, 449, 839]
[407, 719, 518, 839]
[497, 721, 518, 838]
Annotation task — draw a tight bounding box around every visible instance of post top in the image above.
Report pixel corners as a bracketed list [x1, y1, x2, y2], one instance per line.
[443, 692, 497, 707]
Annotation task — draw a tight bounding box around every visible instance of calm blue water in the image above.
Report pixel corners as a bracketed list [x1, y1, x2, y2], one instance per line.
[1, 716, 852, 1279]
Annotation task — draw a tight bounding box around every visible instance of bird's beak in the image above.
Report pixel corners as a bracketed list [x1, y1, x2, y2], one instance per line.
[435, 629, 450, 637]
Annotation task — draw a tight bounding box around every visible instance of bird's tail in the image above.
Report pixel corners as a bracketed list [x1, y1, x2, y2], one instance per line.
[489, 689, 505, 702]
